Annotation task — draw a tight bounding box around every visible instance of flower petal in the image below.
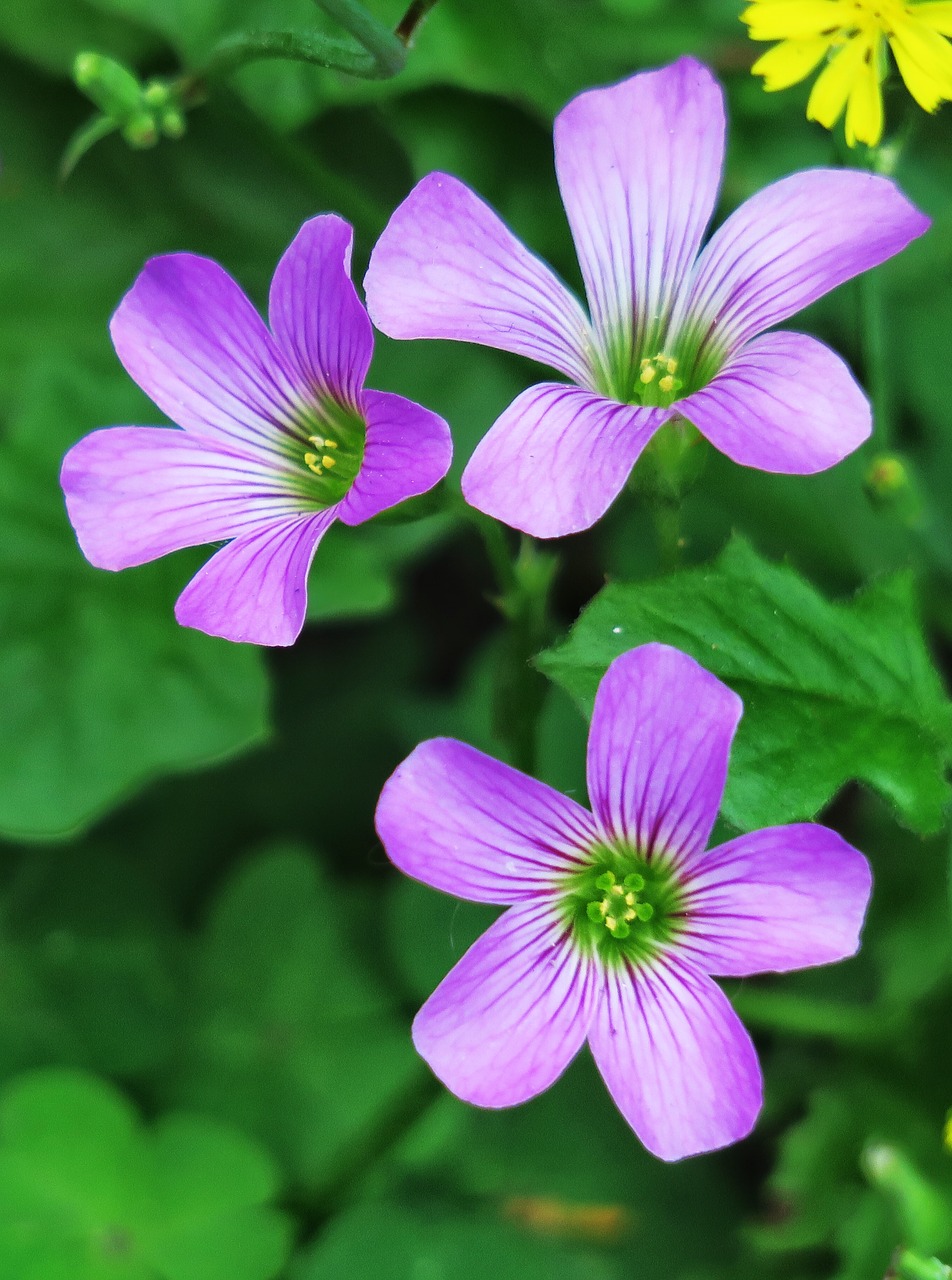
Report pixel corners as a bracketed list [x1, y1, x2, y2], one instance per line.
[61, 427, 305, 571]
[111, 252, 305, 463]
[750, 38, 831, 91]
[461, 383, 667, 538]
[681, 168, 929, 356]
[586, 644, 742, 864]
[678, 332, 871, 474]
[376, 738, 598, 905]
[890, 18, 952, 110]
[336, 390, 452, 527]
[554, 57, 725, 361]
[740, 1, 854, 41]
[364, 172, 594, 385]
[805, 32, 872, 133]
[677, 824, 872, 977]
[412, 901, 598, 1107]
[174, 510, 336, 646]
[589, 953, 762, 1160]
[915, 2, 952, 38]
[268, 214, 373, 410]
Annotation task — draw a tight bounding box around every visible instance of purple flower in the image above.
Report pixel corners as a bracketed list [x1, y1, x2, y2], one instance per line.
[375, 643, 871, 1161]
[364, 57, 929, 538]
[61, 215, 452, 645]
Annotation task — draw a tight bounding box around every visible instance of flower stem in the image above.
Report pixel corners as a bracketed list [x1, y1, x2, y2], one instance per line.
[859, 263, 892, 448]
[651, 499, 683, 573]
[395, 0, 441, 44]
[444, 495, 555, 774]
[491, 536, 558, 776]
[890, 1251, 952, 1280]
[195, 0, 432, 85]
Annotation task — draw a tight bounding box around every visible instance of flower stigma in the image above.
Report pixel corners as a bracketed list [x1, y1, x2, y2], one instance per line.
[562, 846, 685, 964]
[586, 871, 655, 939]
[286, 396, 366, 507]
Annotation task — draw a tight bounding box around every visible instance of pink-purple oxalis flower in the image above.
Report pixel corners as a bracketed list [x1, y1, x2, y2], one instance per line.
[60, 215, 452, 645]
[364, 57, 930, 538]
[376, 643, 872, 1161]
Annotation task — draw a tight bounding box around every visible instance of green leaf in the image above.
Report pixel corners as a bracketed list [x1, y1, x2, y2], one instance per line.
[538, 537, 952, 833]
[0, 363, 269, 838]
[0, 1069, 292, 1280]
[306, 514, 451, 623]
[166, 845, 424, 1193]
[290, 1201, 616, 1280]
[0, 849, 179, 1080]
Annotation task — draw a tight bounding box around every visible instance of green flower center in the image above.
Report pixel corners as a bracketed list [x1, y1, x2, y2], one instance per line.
[561, 846, 686, 965]
[285, 396, 366, 507]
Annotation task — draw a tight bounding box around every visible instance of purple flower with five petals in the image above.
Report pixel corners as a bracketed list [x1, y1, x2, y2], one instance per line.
[364, 57, 929, 538]
[61, 215, 452, 645]
[375, 644, 871, 1161]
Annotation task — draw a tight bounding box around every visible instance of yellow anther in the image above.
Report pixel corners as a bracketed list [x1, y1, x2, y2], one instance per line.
[665, 357, 678, 374]
[322, 455, 337, 469]
[605, 916, 618, 931]
[303, 452, 324, 475]
[624, 892, 636, 907]
[323, 439, 338, 449]
[639, 365, 657, 385]
[595, 900, 608, 917]
[611, 884, 624, 896]
[307, 434, 326, 448]
[623, 908, 636, 922]
[659, 375, 675, 394]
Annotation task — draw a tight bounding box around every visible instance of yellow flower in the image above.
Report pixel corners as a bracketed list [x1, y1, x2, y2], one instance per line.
[740, 1, 952, 145]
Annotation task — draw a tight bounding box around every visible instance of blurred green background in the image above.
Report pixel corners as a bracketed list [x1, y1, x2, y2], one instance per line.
[0, 1, 951, 1277]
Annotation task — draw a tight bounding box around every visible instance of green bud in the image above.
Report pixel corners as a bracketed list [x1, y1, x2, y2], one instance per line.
[142, 80, 172, 109]
[864, 452, 923, 525]
[158, 107, 187, 140]
[121, 112, 159, 149]
[73, 52, 143, 120]
[863, 1144, 952, 1255]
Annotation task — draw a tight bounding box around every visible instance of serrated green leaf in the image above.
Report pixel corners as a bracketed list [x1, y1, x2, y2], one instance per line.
[0, 1069, 292, 1280]
[0, 363, 269, 838]
[538, 537, 952, 833]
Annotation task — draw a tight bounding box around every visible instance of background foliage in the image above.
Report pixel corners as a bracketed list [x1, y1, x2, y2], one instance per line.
[0, 1, 950, 1276]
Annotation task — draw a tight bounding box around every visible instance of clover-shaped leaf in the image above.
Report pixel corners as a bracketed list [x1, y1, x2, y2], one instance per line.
[0, 363, 269, 838]
[166, 846, 423, 1193]
[0, 1069, 292, 1280]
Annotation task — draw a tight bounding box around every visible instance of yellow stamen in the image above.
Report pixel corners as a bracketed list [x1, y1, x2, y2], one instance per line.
[322, 455, 337, 469]
[639, 365, 657, 385]
[659, 375, 675, 394]
[303, 452, 323, 475]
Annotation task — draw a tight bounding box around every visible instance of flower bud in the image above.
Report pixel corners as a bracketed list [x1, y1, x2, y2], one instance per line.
[73, 52, 143, 120]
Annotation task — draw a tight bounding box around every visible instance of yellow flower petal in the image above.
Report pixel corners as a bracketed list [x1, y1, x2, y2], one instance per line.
[913, 2, 952, 39]
[845, 41, 885, 143]
[889, 17, 952, 109]
[752, 37, 832, 89]
[741, 0, 854, 42]
[807, 37, 869, 129]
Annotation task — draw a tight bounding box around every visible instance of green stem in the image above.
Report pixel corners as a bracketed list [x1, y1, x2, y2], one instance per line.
[860, 264, 892, 448]
[492, 537, 557, 776]
[891, 1250, 952, 1280]
[198, 0, 409, 83]
[651, 499, 683, 573]
[441, 492, 554, 774]
[395, 0, 441, 43]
